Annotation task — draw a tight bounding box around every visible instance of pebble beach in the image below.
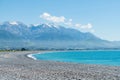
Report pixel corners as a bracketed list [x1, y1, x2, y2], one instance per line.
[0, 51, 120, 80]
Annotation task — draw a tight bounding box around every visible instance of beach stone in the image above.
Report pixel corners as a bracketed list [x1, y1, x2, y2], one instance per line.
[0, 51, 120, 80]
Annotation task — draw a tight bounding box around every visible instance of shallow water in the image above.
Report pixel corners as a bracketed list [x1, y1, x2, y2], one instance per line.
[32, 50, 120, 66]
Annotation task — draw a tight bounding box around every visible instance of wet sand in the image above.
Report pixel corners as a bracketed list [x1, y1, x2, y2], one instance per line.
[0, 51, 120, 80]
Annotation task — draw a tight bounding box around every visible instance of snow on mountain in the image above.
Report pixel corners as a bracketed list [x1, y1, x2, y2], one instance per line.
[0, 21, 120, 49]
[9, 21, 19, 25]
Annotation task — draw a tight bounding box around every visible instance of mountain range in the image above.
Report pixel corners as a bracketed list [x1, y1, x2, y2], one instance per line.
[0, 21, 120, 50]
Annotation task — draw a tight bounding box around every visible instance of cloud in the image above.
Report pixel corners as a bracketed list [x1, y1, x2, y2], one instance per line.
[90, 29, 95, 33]
[64, 19, 73, 26]
[40, 13, 65, 23]
[75, 23, 92, 29]
[74, 23, 93, 32]
[80, 23, 92, 29]
[75, 23, 81, 27]
[40, 12, 94, 32]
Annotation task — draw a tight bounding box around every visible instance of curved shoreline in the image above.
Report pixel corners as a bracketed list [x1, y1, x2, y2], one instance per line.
[27, 50, 120, 66]
[0, 51, 120, 80]
[26, 51, 63, 60]
[27, 51, 53, 60]
[27, 54, 37, 60]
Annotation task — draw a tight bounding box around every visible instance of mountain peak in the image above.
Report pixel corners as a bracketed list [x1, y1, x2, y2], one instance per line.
[30, 23, 60, 29]
[1, 21, 25, 26]
[39, 23, 59, 28]
[9, 21, 18, 25]
[0, 21, 119, 49]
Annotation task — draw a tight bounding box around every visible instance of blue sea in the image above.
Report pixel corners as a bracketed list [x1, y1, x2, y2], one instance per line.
[31, 50, 120, 66]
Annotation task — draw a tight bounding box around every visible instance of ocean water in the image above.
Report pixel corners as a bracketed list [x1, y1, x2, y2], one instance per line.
[31, 50, 120, 66]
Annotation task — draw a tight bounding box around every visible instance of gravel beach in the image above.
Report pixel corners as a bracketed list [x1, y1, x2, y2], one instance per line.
[0, 51, 120, 80]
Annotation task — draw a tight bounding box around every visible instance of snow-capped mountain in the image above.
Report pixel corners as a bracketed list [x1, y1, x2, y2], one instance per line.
[0, 21, 119, 49]
[0, 21, 29, 37]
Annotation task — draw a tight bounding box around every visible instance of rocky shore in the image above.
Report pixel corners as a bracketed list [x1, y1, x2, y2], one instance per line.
[0, 51, 120, 80]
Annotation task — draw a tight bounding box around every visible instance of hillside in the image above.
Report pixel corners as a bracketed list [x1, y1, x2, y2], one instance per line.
[0, 21, 119, 50]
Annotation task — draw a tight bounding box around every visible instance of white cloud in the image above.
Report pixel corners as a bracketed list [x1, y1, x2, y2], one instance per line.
[75, 23, 92, 29]
[40, 12, 65, 23]
[65, 22, 72, 27]
[74, 23, 93, 32]
[90, 29, 95, 33]
[75, 23, 81, 27]
[81, 23, 92, 29]
[40, 12, 94, 32]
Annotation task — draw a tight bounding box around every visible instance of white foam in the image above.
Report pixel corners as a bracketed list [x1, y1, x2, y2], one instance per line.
[27, 52, 51, 60]
[27, 54, 37, 60]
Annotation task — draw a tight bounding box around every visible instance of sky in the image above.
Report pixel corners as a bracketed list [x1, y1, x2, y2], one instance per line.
[0, 0, 120, 41]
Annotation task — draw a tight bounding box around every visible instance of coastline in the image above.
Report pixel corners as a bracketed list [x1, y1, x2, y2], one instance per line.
[27, 50, 120, 63]
[27, 54, 37, 60]
[0, 51, 120, 80]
